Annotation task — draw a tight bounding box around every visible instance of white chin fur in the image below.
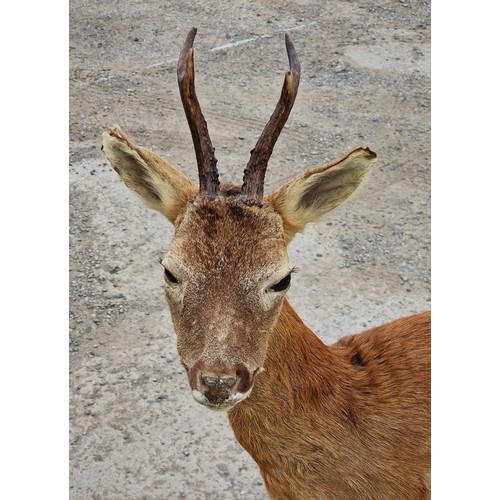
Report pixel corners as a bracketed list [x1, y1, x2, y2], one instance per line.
[191, 389, 251, 411]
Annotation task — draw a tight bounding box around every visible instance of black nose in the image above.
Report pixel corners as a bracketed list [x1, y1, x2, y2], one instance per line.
[200, 375, 237, 405]
[201, 375, 236, 391]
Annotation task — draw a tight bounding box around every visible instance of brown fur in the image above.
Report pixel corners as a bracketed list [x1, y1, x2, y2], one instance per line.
[102, 125, 430, 498]
[229, 303, 430, 499]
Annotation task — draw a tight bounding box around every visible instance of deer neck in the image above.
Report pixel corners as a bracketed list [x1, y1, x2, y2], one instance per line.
[227, 299, 359, 455]
[256, 299, 335, 402]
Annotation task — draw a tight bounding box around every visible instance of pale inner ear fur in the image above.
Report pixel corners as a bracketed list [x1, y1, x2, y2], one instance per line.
[268, 147, 376, 243]
[101, 125, 197, 224]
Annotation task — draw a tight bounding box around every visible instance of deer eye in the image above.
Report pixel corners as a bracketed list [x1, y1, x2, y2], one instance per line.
[269, 273, 291, 292]
[164, 267, 179, 284]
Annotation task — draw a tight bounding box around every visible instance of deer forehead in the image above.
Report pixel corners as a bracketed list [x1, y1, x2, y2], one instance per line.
[164, 197, 290, 281]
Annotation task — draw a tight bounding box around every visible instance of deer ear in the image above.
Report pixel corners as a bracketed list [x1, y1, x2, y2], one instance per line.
[101, 126, 197, 224]
[268, 147, 376, 243]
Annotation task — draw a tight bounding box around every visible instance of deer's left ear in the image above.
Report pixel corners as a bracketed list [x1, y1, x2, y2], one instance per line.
[102, 126, 197, 224]
[268, 147, 376, 243]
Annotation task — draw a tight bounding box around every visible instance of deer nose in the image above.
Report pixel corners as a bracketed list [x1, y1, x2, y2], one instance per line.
[201, 375, 237, 391]
[200, 374, 238, 406]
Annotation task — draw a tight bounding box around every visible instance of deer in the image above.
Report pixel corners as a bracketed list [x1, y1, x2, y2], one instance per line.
[101, 28, 430, 500]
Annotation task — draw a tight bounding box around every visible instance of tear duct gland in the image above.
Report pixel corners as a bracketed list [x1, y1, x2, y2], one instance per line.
[101, 28, 430, 500]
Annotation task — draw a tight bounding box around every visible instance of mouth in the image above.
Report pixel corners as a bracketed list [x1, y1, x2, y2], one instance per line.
[191, 388, 252, 411]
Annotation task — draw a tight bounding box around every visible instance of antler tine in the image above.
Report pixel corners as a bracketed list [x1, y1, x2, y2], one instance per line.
[241, 33, 301, 201]
[177, 27, 219, 196]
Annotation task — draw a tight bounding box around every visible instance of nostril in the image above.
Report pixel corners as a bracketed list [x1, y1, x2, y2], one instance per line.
[201, 375, 236, 390]
[225, 377, 236, 388]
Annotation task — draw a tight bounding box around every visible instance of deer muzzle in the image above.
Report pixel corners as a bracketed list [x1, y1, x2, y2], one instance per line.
[188, 363, 263, 410]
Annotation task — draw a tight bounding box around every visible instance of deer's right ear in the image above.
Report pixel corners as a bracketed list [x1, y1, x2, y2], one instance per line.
[101, 126, 197, 224]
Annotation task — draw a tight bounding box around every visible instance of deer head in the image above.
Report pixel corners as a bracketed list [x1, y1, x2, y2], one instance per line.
[102, 28, 376, 410]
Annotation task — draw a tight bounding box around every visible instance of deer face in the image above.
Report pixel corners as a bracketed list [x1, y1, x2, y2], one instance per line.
[162, 198, 290, 409]
[101, 28, 376, 411]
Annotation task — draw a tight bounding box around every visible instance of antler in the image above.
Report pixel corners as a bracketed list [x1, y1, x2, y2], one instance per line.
[241, 33, 301, 201]
[177, 27, 220, 196]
